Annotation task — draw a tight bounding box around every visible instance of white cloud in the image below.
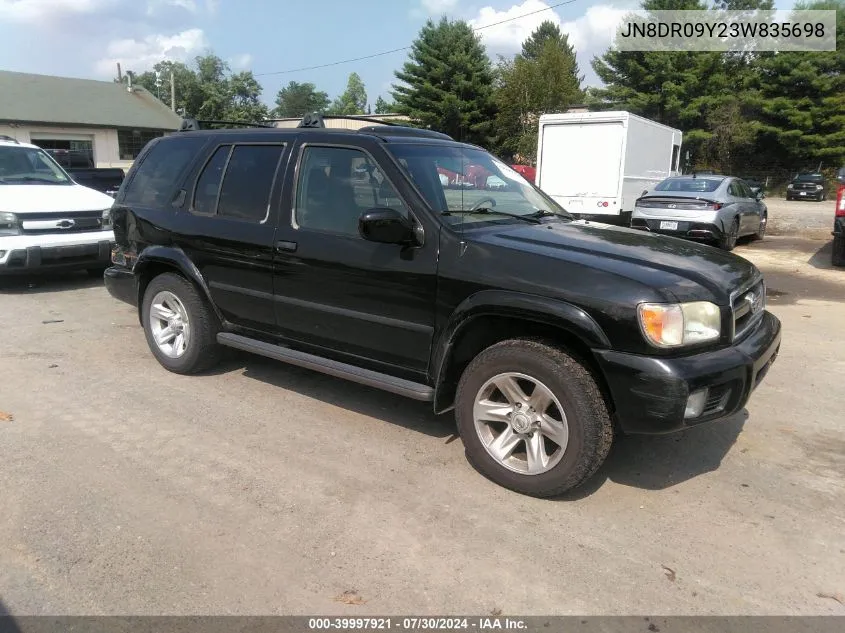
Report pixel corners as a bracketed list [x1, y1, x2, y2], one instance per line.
[147, 0, 197, 14]
[421, 0, 458, 13]
[229, 52, 253, 70]
[468, 1, 637, 86]
[0, 0, 110, 22]
[95, 28, 209, 75]
[205, 0, 219, 13]
[560, 5, 631, 69]
[469, 0, 561, 56]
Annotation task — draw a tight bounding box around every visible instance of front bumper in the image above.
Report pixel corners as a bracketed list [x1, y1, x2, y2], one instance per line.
[787, 190, 824, 200]
[104, 265, 138, 306]
[0, 238, 112, 274]
[630, 217, 725, 241]
[594, 310, 782, 434]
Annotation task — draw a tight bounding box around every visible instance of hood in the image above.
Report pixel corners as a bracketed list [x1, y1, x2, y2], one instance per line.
[471, 219, 758, 304]
[0, 183, 115, 214]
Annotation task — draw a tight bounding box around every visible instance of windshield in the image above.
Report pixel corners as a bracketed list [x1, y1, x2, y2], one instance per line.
[654, 177, 723, 193]
[794, 174, 823, 182]
[387, 143, 571, 226]
[0, 145, 72, 185]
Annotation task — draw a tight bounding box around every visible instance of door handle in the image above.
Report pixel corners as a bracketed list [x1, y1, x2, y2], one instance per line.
[275, 240, 297, 253]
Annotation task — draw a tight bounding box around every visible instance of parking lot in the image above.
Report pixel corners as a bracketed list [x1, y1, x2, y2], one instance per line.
[1, 199, 843, 616]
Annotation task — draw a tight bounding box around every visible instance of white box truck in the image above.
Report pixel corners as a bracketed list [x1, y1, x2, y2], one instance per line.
[535, 111, 683, 225]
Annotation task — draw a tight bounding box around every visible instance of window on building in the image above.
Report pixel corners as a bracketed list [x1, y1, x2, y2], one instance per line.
[31, 139, 95, 169]
[118, 129, 168, 161]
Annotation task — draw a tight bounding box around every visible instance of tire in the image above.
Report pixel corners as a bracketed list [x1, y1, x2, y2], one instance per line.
[833, 235, 845, 268]
[718, 217, 740, 251]
[752, 212, 767, 241]
[141, 272, 222, 374]
[454, 338, 613, 498]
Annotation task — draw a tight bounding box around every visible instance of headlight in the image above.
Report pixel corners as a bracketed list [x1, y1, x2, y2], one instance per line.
[815, 185, 824, 190]
[638, 301, 721, 347]
[787, 184, 793, 189]
[101, 208, 113, 230]
[0, 211, 21, 236]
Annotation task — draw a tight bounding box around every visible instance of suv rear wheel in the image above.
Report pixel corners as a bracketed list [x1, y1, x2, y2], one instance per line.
[141, 272, 221, 374]
[455, 339, 613, 498]
[832, 235, 845, 267]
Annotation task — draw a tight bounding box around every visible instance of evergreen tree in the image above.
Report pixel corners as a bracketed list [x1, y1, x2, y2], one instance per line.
[374, 96, 394, 114]
[328, 72, 367, 115]
[494, 33, 585, 161]
[392, 17, 496, 144]
[272, 82, 330, 118]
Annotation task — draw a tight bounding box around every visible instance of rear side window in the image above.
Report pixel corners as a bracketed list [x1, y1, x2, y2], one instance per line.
[218, 145, 284, 221]
[123, 136, 205, 207]
[191, 143, 284, 222]
[193, 146, 230, 215]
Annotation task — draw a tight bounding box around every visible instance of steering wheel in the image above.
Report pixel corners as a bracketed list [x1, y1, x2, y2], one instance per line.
[470, 197, 496, 211]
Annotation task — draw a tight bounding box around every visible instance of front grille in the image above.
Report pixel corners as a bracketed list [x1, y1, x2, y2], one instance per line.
[732, 279, 766, 341]
[792, 183, 820, 191]
[20, 211, 103, 235]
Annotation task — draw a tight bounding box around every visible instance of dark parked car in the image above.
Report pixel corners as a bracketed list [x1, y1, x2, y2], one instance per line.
[832, 167, 845, 267]
[739, 177, 765, 198]
[45, 149, 125, 197]
[631, 175, 767, 251]
[786, 173, 827, 201]
[103, 115, 781, 498]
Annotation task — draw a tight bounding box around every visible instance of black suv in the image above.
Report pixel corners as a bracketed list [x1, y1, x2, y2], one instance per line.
[786, 173, 827, 201]
[104, 115, 782, 498]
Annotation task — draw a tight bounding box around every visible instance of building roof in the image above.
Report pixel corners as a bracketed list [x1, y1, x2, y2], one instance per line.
[0, 70, 183, 130]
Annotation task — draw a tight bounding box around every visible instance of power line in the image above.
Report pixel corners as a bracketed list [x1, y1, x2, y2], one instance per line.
[254, 0, 581, 77]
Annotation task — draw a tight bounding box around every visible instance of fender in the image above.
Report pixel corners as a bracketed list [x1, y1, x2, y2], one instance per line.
[133, 245, 225, 325]
[431, 289, 611, 412]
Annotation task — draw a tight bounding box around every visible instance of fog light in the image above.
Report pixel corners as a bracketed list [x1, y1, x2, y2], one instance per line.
[684, 388, 709, 419]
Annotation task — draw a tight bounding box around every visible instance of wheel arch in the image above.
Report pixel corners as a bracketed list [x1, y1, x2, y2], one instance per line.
[134, 246, 223, 326]
[431, 291, 613, 416]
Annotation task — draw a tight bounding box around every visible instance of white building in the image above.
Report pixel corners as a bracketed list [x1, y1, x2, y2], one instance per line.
[0, 70, 181, 170]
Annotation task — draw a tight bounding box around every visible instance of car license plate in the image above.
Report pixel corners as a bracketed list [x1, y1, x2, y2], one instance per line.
[799, 191, 807, 196]
[660, 221, 678, 230]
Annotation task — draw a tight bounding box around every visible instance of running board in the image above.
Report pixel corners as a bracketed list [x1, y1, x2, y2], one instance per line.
[217, 332, 434, 401]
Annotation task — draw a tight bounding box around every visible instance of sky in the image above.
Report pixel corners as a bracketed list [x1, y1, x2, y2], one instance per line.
[0, 0, 801, 111]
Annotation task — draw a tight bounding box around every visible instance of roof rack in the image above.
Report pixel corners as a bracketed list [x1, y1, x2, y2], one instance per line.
[178, 118, 275, 131]
[0, 134, 20, 144]
[288, 113, 401, 129]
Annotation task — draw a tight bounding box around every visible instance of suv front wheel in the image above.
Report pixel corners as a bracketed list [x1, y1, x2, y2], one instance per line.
[455, 339, 613, 498]
[141, 272, 222, 374]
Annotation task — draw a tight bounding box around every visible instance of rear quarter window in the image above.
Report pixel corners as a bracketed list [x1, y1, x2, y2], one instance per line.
[122, 136, 206, 207]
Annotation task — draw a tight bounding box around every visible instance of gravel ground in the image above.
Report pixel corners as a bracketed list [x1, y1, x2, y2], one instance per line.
[0, 230, 843, 616]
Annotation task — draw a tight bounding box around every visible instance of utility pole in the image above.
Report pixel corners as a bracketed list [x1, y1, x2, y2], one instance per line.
[117, 63, 123, 83]
[170, 70, 176, 112]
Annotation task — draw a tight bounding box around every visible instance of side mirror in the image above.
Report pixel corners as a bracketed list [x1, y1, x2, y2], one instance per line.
[641, 190, 649, 196]
[837, 166, 845, 185]
[756, 190, 764, 200]
[359, 208, 417, 245]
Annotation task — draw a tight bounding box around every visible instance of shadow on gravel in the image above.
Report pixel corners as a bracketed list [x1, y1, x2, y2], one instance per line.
[807, 240, 839, 272]
[219, 351, 456, 440]
[0, 270, 104, 294]
[0, 597, 20, 633]
[561, 411, 748, 500]
[219, 350, 749, 497]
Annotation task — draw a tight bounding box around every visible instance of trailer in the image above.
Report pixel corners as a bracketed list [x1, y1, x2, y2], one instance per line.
[535, 111, 683, 225]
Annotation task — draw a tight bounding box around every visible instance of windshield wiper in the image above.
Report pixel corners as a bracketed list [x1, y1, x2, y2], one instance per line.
[444, 208, 541, 224]
[0, 176, 65, 184]
[528, 209, 574, 221]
